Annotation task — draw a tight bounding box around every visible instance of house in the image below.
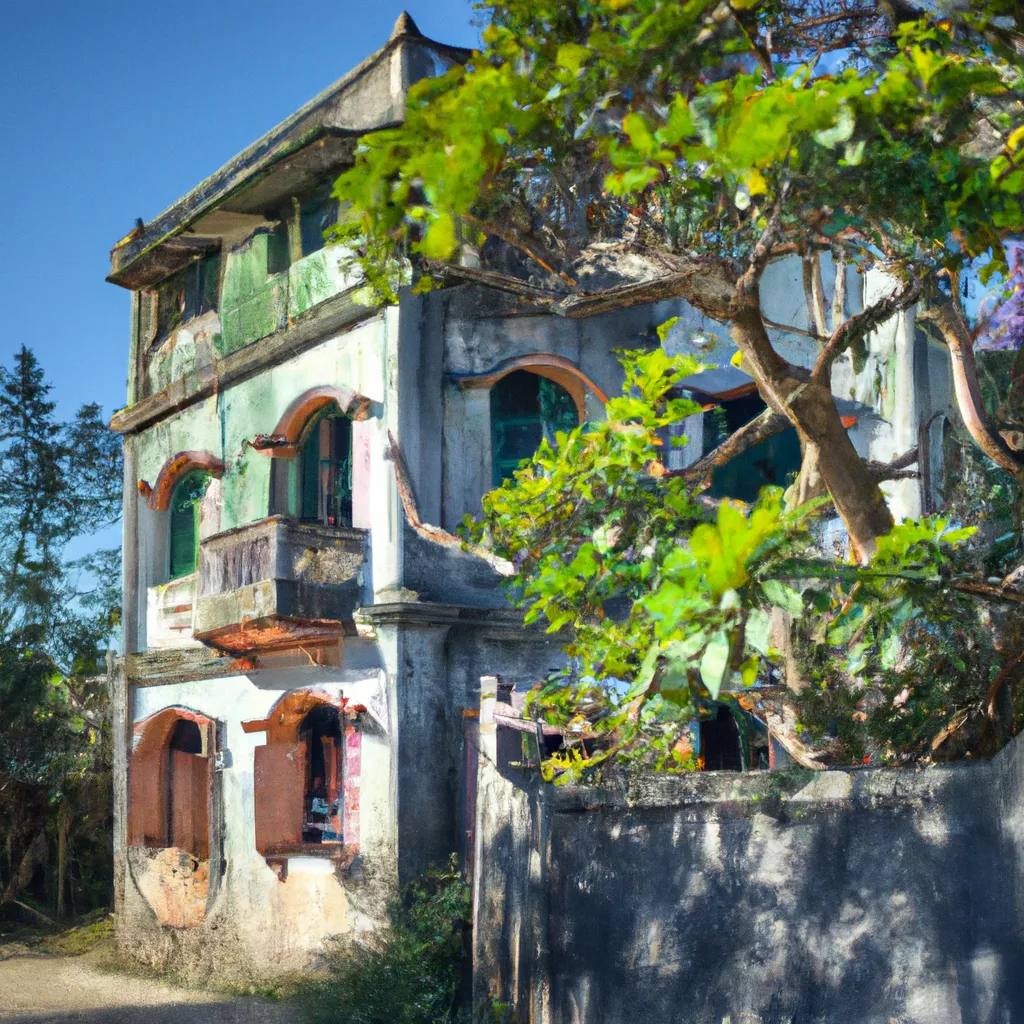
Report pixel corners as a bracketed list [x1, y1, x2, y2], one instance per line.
[107, 12, 956, 979]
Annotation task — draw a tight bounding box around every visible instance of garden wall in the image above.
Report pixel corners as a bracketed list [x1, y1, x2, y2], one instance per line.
[472, 692, 1024, 1024]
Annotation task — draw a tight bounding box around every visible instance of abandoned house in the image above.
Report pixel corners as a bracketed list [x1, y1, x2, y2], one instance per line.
[107, 13, 957, 977]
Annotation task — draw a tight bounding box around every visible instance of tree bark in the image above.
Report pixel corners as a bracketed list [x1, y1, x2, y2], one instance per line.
[729, 302, 894, 558]
[923, 298, 1024, 483]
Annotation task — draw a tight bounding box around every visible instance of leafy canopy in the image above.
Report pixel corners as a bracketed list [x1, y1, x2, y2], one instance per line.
[465, 350, 978, 777]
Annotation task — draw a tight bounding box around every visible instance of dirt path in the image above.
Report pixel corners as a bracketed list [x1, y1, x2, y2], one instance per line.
[0, 946, 297, 1023]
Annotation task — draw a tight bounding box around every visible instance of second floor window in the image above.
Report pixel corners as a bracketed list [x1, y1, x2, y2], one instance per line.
[700, 392, 801, 502]
[301, 412, 352, 527]
[169, 470, 212, 579]
[490, 370, 579, 486]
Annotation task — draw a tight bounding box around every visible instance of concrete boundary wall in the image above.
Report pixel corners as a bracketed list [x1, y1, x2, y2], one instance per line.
[472, 693, 1024, 1024]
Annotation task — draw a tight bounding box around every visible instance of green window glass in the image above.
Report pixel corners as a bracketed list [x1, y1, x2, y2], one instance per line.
[490, 371, 579, 487]
[169, 471, 211, 579]
[701, 392, 801, 502]
[300, 413, 352, 527]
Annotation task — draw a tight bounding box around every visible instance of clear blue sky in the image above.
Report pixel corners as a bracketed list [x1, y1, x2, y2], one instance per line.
[0, 0, 479, 423]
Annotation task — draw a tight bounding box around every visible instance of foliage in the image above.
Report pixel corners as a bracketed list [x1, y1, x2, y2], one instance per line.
[332, 0, 1024, 769]
[465, 350, 995, 776]
[333, 1, 1023, 297]
[302, 858, 471, 1024]
[0, 347, 121, 922]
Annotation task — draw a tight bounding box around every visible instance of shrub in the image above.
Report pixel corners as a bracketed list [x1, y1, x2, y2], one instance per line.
[302, 857, 471, 1024]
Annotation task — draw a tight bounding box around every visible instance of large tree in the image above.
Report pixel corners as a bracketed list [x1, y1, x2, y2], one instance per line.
[0, 346, 122, 921]
[335, 1, 1024, 769]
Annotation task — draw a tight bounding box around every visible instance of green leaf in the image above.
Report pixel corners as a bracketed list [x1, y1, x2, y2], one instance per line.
[556, 42, 591, 75]
[700, 631, 730, 699]
[761, 579, 803, 616]
[419, 212, 457, 260]
[745, 607, 772, 655]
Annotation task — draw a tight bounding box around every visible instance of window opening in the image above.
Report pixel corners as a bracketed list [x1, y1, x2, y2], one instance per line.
[700, 706, 743, 772]
[698, 391, 801, 502]
[266, 216, 291, 276]
[299, 194, 339, 257]
[154, 252, 220, 344]
[299, 705, 342, 844]
[300, 412, 352, 527]
[169, 470, 211, 579]
[490, 370, 579, 486]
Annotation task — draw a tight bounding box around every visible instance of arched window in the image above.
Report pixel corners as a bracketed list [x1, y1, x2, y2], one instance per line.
[490, 370, 579, 486]
[128, 709, 214, 858]
[169, 470, 211, 579]
[300, 411, 352, 527]
[248, 691, 362, 859]
[700, 392, 801, 502]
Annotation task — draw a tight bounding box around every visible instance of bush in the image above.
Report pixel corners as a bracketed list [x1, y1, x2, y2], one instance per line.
[302, 858, 471, 1024]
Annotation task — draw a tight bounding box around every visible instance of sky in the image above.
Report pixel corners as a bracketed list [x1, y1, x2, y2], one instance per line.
[0, 0, 480, 424]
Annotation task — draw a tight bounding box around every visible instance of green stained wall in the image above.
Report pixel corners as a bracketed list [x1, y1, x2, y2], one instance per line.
[140, 221, 364, 400]
[219, 233, 288, 358]
[135, 316, 388, 536]
[288, 247, 360, 320]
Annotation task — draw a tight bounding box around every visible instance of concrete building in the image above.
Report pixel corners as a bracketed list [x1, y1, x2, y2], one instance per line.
[107, 13, 956, 979]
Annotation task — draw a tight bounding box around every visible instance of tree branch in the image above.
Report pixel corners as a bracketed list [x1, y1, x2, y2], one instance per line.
[921, 289, 1024, 482]
[675, 409, 789, 484]
[811, 279, 921, 384]
[463, 213, 577, 287]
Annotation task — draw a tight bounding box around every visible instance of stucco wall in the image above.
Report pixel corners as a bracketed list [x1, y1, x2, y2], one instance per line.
[120, 667, 392, 981]
[473, 698, 1024, 1024]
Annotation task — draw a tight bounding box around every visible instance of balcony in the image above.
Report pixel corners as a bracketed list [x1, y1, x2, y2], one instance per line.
[193, 516, 367, 655]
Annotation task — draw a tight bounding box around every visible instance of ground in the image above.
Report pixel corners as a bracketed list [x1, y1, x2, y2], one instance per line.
[0, 921, 294, 1024]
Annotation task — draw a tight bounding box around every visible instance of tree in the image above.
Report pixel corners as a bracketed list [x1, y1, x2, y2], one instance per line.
[0, 346, 122, 921]
[333, 0, 1024, 770]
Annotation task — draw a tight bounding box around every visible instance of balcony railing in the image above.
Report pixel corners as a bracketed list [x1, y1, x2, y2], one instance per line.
[193, 516, 367, 655]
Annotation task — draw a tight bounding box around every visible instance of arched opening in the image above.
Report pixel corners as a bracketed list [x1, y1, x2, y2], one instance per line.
[490, 370, 579, 486]
[168, 470, 212, 579]
[299, 705, 343, 844]
[700, 706, 743, 772]
[128, 708, 214, 856]
[299, 410, 352, 527]
[248, 690, 363, 859]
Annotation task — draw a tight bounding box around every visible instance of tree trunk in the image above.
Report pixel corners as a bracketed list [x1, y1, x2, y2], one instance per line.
[730, 304, 894, 559]
[56, 799, 70, 921]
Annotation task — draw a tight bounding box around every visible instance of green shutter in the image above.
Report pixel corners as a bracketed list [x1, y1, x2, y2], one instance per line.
[168, 471, 211, 579]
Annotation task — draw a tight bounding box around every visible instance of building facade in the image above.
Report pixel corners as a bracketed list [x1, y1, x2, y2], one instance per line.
[108, 14, 956, 979]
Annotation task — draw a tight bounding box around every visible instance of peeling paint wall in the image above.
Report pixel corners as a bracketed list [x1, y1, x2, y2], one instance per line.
[121, 669, 393, 980]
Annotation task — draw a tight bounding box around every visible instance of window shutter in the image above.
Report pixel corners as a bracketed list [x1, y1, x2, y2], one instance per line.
[253, 739, 306, 855]
[128, 744, 168, 847]
[169, 497, 196, 578]
[168, 746, 212, 860]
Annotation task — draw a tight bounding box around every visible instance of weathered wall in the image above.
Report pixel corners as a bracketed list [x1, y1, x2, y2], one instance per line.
[473, 697, 1024, 1024]
[120, 667, 392, 981]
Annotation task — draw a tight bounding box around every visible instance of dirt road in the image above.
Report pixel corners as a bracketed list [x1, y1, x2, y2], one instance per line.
[0, 946, 297, 1023]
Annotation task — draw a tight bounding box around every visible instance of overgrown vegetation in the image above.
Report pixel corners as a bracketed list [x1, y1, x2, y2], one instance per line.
[333, 0, 1024, 773]
[0, 346, 121, 925]
[301, 858, 471, 1024]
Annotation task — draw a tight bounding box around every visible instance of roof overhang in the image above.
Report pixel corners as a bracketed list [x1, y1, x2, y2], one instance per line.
[108, 15, 472, 291]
